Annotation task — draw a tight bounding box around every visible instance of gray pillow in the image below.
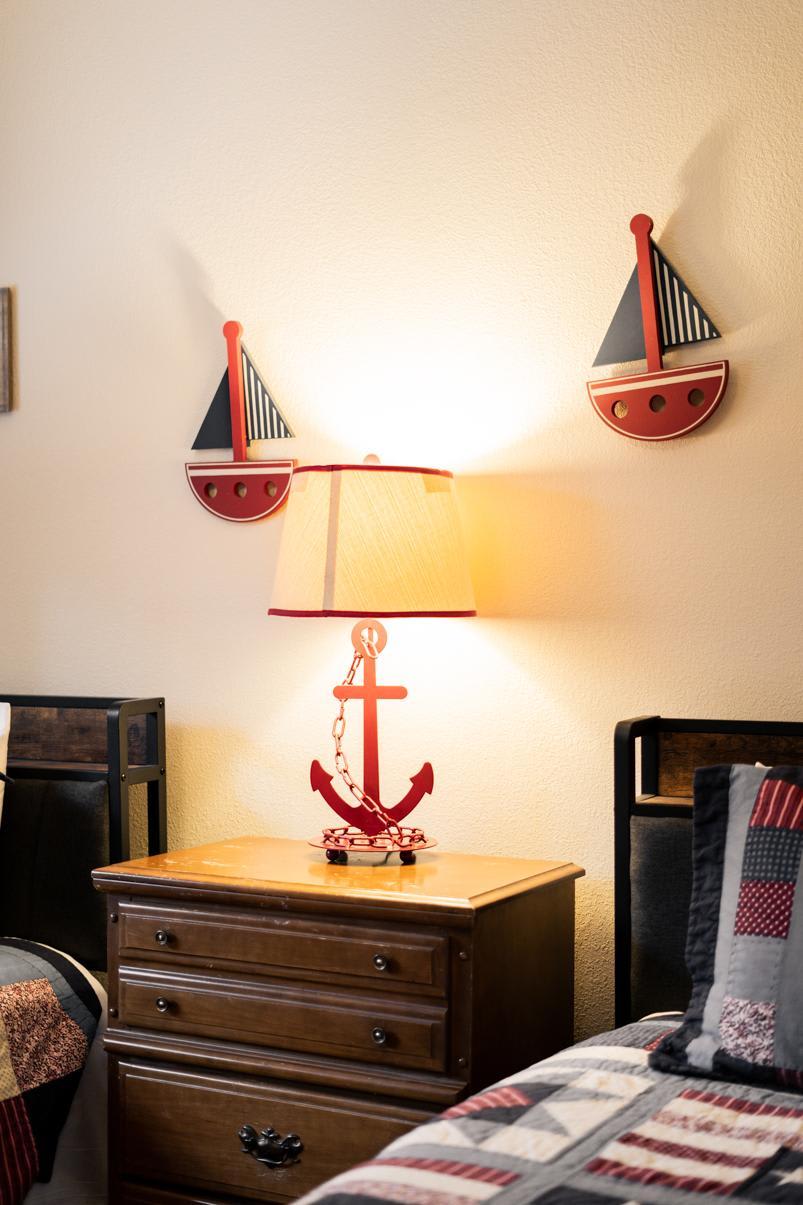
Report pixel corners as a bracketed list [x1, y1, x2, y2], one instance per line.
[650, 763, 803, 1090]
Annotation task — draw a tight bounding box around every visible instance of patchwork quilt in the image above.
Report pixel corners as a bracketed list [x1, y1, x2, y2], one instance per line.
[652, 766, 803, 1090]
[300, 1019, 803, 1205]
[0, 939, 101, 1205]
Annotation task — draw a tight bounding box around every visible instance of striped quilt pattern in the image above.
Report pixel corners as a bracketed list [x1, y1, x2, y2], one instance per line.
[299, 1020, 803, 1205]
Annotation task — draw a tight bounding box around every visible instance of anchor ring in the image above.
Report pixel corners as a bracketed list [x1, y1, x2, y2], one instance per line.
[351, 619, 387, 659]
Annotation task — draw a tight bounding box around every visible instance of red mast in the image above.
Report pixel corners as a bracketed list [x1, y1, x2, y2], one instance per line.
[630, 214, 663, 374]
[222, 321, 248, 462]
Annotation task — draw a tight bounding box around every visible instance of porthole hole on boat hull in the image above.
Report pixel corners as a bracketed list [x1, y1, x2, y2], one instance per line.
[265, 480, 277, 497]
[649, 394, 666, 412]
[612, 400, 628, 419]
[688, 388, 706, 407]
[204, 483, 218, 499]
[235, 482, 248, 498]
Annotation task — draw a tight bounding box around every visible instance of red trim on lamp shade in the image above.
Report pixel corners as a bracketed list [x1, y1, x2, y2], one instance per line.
[268, 608, 477, 618]
[293, 464, 454, 479]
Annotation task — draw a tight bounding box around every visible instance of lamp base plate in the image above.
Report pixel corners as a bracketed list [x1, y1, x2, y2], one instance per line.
[310, 825, 437, 865]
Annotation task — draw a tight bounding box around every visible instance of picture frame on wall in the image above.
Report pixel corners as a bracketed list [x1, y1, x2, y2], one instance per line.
[1, 288, 11, 412]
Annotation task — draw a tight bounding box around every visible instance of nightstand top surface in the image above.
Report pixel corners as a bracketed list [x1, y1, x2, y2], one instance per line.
[94, 836, 583, 912]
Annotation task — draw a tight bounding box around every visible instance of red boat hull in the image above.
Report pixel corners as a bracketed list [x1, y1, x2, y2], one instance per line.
[587, 360, 728, 441]
[186, 459, 293, 522]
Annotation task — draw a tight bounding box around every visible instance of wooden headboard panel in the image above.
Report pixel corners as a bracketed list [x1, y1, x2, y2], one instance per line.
[655, 728, 803, 798]
[614, 716, 803, 1025]
[7, 705, 149, 766]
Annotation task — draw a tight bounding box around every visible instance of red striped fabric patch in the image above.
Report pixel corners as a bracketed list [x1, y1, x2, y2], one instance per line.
[616, 1129, 766, 1170]
[444, 1086, 532, 1118]
[0, 1095, 37, 1205]
[373, 1157, 519, 1186]
[681, 1087, 803, 1119]
[586, 1156, 734, 1196]
[750, 778, 803, 830]
[587, 1085, 803, 1197]
[332, 1180, 479, 1205]
[652, 1113, 803, 1153]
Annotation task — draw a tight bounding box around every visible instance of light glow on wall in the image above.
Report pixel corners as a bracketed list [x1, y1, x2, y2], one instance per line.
[296, 318, 554, 471]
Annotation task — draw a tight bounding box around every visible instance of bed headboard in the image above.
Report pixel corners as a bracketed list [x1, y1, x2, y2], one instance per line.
[0, 695, 167, 971]
[614, 715, 803, 1026]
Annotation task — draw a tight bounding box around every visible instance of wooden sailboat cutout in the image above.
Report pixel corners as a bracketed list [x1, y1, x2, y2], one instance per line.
[587, 215, 728, 440]
[186, 321, 294, 521]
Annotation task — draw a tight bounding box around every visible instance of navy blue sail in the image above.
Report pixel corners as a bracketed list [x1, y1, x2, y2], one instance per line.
[192, 372, 232, 450]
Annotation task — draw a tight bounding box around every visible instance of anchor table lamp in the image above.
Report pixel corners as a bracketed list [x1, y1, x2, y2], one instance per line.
[269, 462, 476, 863]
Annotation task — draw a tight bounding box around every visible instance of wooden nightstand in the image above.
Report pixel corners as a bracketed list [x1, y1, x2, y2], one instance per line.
[93, 837, 583, 1204]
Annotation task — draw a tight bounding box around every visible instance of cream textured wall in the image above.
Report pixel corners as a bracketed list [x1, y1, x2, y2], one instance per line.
[1, 0, 801, 1037]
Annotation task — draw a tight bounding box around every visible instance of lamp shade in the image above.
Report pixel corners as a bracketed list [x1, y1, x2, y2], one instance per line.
[269, 464, 476, 618]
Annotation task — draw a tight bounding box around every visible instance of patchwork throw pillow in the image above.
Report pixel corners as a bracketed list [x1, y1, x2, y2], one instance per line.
[0, 702, 10, 824]
[650, 763, 803, 1091]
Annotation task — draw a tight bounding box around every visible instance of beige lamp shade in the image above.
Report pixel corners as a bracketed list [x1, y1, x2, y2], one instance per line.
[269, 464, 476, 617]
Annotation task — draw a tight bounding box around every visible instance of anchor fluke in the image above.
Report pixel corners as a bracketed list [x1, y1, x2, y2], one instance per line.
[392, 763, 434, 824]
[310, 759, 386, 836]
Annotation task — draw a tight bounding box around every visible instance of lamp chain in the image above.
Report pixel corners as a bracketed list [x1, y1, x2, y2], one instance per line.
[331, 650, 401, 836]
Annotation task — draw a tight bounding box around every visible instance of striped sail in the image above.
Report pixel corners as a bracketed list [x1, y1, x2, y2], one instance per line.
[652, 244, 719, 350]
[241, 345, 294, 441]
[593, 242, 720, 367]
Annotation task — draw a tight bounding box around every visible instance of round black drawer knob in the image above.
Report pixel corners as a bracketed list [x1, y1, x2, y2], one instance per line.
[155, 996, 171, 1013]
[371, 1026, 388, 1046]
[372, 953, 389, 972]
[154, 929, 171, 946]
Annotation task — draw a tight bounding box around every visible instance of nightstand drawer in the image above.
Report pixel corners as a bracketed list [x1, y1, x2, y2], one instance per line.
[117, 1059, 431, 1202]
[118, 967, 448, 1071]
[118, 902, 448, 993]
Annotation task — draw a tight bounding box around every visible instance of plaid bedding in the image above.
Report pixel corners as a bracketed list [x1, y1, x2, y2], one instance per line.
[300, 1019, 803, 1204]
[0, 939, 101, 1205]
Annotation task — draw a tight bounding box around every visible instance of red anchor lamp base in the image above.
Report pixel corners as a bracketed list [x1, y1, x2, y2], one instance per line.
[309, 619, 436, 865]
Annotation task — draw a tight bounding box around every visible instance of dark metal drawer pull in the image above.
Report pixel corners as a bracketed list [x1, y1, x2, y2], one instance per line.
[238, 1124, 304, 1168]
[371, 1025, 388, 1046]
[154, 996, 171, 1013]
[154, 929, 171, 946]
[372, 953, 390, 972]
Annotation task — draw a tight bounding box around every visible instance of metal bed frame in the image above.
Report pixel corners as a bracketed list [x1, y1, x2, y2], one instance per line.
[1, 694, 167, 862]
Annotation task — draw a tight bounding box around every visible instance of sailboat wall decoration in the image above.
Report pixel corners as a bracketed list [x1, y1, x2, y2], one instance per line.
[186, 321, 295, 521]
[587, 214, 728, 441]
